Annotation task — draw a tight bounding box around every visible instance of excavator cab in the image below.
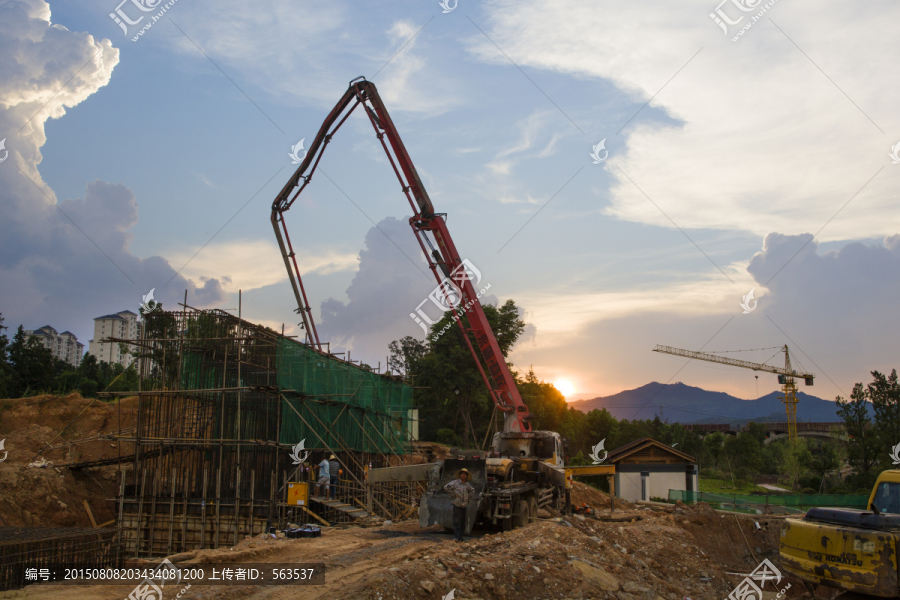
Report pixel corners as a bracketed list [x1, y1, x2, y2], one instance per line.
[871, 480, 900, 515]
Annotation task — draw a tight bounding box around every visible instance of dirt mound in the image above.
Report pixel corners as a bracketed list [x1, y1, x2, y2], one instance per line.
[0, 394, 136, 528]
[0, 393, 137, 463]
[339, 503, 809, 600]
[570, 481, 630, 511]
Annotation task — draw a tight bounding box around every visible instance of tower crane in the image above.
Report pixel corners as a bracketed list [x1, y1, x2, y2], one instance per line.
[652, 345, 814, 442]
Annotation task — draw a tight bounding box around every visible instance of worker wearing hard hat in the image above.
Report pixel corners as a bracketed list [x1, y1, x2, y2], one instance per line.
[443, 468, 475, 542]
[328, 454, 340, 500]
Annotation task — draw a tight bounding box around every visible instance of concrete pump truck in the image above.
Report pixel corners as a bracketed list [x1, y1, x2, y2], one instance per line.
[271, 78, 610, 534]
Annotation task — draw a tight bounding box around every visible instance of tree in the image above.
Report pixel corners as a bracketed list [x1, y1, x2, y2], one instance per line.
[78, 353, 101, 386]
[836, 382, 880, 488]
[579, 408, 620, 459]
[870, 369, 900, 457]
[722, 433, 762, 482]
[138, 300, 163, 317]
[703, 432, 725, 470]
[387, 336, 427, 377]
[393, 299, 525, 447]
[520, 366, 569, 435]
[780, 440, 808, 491]
[745, 422, 768, 444]
[0, 313, 10, 397]
[800, 440, 840, 492]
[7, 326, 55, 397]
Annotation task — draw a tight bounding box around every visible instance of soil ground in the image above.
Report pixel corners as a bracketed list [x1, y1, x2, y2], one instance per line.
[0, 502, 843, 600]
[0, 394, 136, 528]
[0, 395, 845, 599]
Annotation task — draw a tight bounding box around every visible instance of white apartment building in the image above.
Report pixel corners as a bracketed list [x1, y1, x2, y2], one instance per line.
[24, 325, 84, 368]
[87, 310, 140, 367]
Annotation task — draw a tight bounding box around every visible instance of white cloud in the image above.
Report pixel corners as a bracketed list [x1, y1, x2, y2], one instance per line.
[163, 240, 357, 293]
[486, 110, 559, 175]
[473, 0, 900, 241]
[0, 1, 226, 341]
[513, 268, 755, 347]
[166, 0, 461, 113]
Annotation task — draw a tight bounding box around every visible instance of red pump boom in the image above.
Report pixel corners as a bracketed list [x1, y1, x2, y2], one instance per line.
[271, 78, 532, 433]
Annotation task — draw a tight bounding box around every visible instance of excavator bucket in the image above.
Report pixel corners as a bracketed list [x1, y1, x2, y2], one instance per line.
[418, 459, 486, 534]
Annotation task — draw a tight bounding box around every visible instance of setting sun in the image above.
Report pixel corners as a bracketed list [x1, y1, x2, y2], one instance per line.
[555, 379, 575, 397]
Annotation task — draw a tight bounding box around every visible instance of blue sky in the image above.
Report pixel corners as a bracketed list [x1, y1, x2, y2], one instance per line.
[1, 0, 898, 405]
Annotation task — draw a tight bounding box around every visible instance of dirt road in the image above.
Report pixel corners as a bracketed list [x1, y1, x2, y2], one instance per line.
[0, 503, 835, 600]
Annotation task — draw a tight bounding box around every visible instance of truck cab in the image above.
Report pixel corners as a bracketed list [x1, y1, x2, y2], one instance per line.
[418, 431, 569, 534]
[490, 430, 566, 468]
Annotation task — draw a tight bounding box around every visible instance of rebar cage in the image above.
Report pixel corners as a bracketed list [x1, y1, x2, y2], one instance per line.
[0, 527, 121, 591]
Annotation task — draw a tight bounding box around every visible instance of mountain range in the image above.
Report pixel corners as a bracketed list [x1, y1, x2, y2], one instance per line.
[567, 382, 871, 425]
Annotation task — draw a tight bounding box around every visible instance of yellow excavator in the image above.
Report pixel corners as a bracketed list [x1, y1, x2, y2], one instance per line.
[780, 470, 900, 597]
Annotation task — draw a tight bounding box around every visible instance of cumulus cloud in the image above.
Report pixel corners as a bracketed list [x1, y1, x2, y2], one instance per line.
[472, 0, 900, 241]
[316, 217, 439, 361]
[0, 1, 226, 343]
[747, 232, 900, 349]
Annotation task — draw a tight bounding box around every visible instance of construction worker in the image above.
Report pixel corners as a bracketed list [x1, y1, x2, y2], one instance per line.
[443, 468, 475, 542]
[328, 454, 340, 500]
[315, 454, 330, 498]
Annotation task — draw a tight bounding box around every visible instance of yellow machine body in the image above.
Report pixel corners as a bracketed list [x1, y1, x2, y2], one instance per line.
[779, 470, 900, 596]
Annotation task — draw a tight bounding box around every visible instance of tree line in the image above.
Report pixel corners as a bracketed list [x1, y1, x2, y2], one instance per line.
[0, 312, 138, 399]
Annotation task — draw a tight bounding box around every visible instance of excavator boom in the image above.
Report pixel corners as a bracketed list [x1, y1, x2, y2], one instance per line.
[272, 78, 531, 433]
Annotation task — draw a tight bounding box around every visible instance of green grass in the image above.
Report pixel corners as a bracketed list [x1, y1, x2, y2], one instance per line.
[698, 476, 770, 495]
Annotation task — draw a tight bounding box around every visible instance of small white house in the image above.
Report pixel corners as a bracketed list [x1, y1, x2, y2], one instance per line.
[609, 437, 698, 503]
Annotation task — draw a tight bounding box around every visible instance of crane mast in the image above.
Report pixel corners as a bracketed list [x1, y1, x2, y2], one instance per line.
[271, 78, 532, 433]
[652, 344, 814, 442]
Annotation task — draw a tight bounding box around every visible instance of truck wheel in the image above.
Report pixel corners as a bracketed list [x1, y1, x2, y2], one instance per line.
[512, 499, 528, 529]
[527, 497, 538, 523]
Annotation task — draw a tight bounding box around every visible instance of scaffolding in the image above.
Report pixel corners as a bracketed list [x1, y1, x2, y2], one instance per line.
[95, 305, 421, 557]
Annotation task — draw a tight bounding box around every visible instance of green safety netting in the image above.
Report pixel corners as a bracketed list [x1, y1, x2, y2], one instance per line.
[180, 351, 219, 390]
[668, 490, 869, 513]
[275, 338, 413, 454]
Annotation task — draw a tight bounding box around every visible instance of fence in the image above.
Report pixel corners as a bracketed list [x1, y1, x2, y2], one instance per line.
[0, 527, 121, 591]
[668, 490, 870, 514]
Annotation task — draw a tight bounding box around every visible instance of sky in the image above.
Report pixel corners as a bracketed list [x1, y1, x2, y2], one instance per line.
[1, 0, 898, 408]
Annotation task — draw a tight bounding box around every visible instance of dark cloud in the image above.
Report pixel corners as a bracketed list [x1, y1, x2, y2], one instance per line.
[0, 179, 228, 340]
[748, 232, 900, 324]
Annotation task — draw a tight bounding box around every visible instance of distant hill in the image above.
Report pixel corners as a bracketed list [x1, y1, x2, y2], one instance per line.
[567, 382, 871, 425]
